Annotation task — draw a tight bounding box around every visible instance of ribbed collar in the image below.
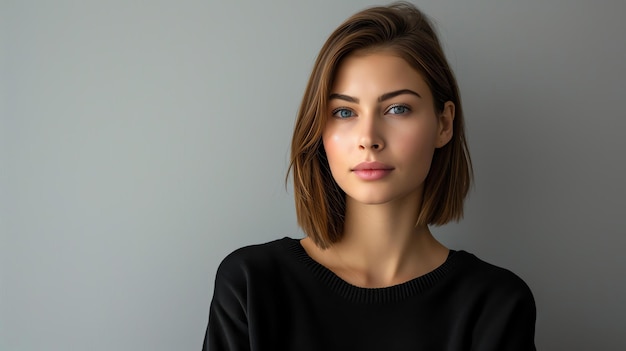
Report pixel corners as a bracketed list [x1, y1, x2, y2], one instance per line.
[280, 237, 466, 304]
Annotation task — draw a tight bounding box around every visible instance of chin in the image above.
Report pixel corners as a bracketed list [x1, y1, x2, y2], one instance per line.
[345, 187, 423, 207]
[346, 194, 399, 206]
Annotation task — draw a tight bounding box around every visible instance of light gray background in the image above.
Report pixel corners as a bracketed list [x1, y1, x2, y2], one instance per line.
[2, 0, 625, 350]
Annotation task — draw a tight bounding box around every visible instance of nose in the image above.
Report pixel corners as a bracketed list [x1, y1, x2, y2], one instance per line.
[358, 113, 384, 151]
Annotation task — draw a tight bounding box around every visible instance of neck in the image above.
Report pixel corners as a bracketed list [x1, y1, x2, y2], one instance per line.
[325, 193, 448, 287]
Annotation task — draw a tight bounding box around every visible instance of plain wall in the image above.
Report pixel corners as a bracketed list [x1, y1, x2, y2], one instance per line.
[2, 0, 625, 350]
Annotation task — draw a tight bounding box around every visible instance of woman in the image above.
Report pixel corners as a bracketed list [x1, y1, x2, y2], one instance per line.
[204, 2, 536, 350]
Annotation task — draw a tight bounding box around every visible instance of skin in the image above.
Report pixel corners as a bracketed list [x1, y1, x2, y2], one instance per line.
[301, 51, 455, 288]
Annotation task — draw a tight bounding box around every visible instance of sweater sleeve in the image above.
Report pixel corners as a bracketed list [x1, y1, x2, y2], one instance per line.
[470, 272, 537, 351]
[203, 255, 250, 351]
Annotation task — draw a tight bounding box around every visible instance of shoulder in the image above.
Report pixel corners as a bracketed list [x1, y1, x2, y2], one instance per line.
[214, 237, 296, 283]
[449, 252, 537, 349]
[211, 237, 304, 310]
[451, 251, 535, 303]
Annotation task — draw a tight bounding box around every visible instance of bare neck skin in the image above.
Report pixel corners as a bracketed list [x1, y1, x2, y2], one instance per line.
[301, 190, 449, 288]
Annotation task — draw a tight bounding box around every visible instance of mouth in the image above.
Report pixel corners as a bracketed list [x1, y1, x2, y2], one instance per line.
[351, 162, 394, 180]
[351, 161, 394, 171]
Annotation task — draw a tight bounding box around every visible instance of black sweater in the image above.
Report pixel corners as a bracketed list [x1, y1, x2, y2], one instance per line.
[204, 237, 536, 350]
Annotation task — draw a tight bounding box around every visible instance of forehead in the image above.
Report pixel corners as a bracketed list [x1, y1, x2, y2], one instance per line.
[330, 52, 431, 98]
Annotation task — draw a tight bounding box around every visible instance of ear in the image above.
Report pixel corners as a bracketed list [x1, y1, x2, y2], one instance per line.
[435, 101, 454, 148]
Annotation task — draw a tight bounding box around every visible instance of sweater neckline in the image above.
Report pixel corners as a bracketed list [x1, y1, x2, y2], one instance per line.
[280, 237, 466, 304]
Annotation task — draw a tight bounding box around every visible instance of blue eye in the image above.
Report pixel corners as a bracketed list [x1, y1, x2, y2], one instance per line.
[333, 108, 356, 119]
[387, 105, 410, 115]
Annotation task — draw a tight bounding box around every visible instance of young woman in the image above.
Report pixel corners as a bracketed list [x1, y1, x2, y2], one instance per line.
[204, 3, 536, 350]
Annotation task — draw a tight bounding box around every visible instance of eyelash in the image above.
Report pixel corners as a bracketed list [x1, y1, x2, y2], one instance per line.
[385, 104, 411, 115]
[331, 108, 356, 119]
[331, 104, 412, 119]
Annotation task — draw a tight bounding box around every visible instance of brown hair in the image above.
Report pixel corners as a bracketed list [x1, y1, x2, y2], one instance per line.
[287, 2, 473, 249]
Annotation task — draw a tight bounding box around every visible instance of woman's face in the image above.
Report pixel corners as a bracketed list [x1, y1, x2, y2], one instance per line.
[322, 52, 454, 206]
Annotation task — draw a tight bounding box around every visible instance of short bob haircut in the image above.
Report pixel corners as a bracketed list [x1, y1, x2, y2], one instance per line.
[288, 2, 473, 249]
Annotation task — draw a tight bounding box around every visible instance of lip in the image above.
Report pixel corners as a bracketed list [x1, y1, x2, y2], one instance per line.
[351, 161, 394, 180]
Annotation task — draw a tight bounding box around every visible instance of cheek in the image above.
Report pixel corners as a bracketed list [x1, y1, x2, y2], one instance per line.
[392, 129, 438, 178]
[395, 127, 437, 157]
[322, 129, 345, 163]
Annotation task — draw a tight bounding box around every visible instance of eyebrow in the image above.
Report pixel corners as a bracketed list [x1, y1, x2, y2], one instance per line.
[329, 89, 421, 104]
